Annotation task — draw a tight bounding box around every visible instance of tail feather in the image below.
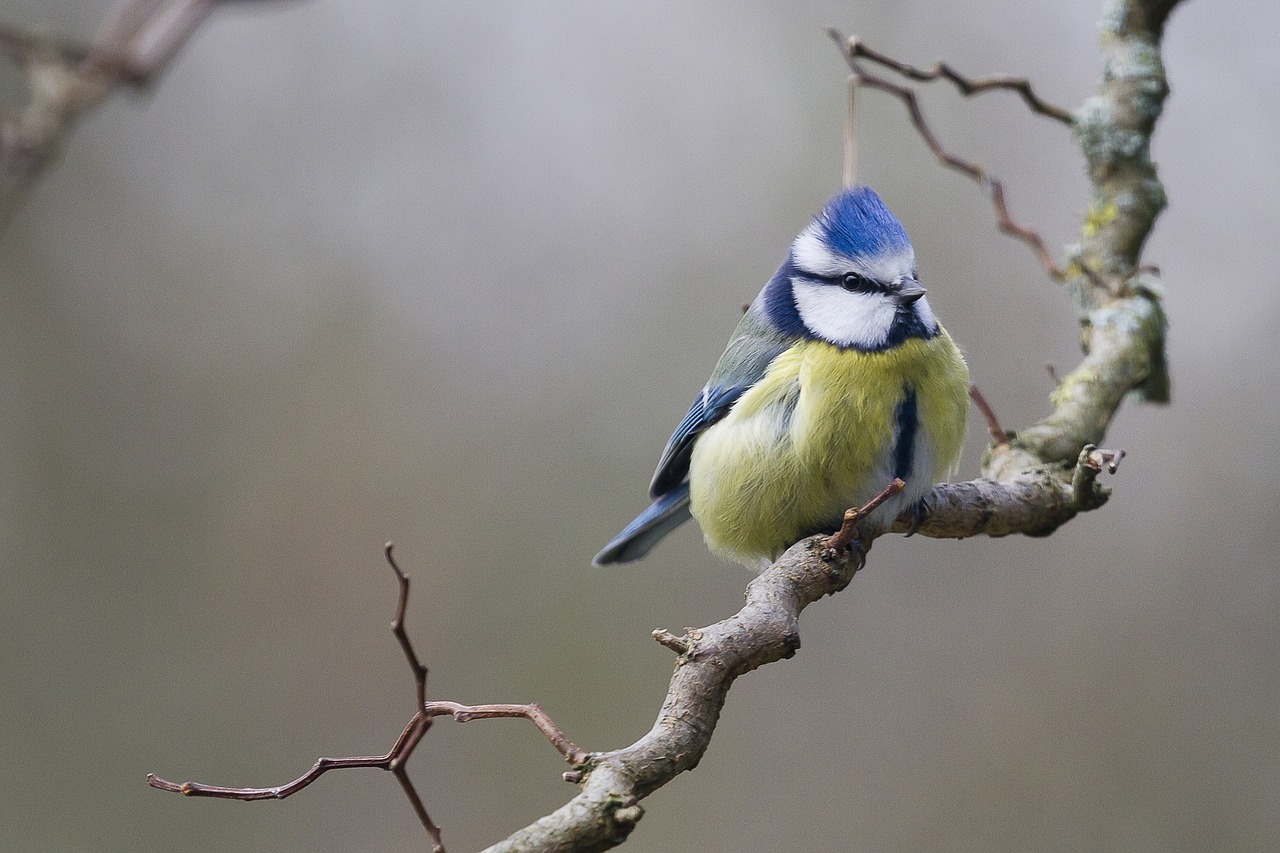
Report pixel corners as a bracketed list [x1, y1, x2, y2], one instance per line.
[593, 484, 692, 566]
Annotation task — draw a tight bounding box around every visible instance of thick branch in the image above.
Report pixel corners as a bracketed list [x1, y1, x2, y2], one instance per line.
[484, 538, 860, 853]
[1069, 0, 1182, 316]
[1010, 295, 1165, 464]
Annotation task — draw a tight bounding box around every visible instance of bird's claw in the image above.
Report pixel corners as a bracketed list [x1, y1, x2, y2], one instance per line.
[903, 496, 930, 537]
[821, 528, 865, 570]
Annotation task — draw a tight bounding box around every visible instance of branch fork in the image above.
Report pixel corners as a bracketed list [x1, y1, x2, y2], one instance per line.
[148, 545, 589, 853]
[0, 1, 289, 228]
[829, 28, 1071, 283]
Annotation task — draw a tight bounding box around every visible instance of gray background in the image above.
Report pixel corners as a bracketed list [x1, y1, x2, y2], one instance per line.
[2, 1, 1277, 851]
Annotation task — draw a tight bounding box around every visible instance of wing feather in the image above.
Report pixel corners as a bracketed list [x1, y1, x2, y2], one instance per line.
[647, 299, 794, 498]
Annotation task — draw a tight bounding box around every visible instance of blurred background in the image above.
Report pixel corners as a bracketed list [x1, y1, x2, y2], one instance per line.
[2, 1, 1277, 851]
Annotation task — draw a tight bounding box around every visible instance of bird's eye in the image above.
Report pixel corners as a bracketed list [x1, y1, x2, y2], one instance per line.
[840, 273, 872, 292]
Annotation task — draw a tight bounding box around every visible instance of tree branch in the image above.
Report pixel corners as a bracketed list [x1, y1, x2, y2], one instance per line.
[484, 536, 863, 853]
[148, 545, 589, 853]
[841, 36, 1073, 125]
[826, 28, 1069, 283]
[0, 0, 285, 228]
[1067, 0, 1180, 401]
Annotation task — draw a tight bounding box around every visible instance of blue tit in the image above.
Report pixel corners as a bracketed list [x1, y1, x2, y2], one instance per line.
[594, 185, 969, 568]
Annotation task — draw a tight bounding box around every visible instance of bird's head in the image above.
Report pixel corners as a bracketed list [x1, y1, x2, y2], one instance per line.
[763, 185, 939, 351]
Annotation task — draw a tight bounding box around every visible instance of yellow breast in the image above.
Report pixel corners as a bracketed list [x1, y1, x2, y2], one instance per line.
[688, 331, 968, 565]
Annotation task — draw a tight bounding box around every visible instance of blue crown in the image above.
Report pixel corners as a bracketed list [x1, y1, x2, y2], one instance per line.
[818, 186, 911, 259]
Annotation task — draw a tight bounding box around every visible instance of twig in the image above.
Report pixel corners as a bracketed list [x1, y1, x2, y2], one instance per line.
[1070, 444, 1126, 511]
[652, 629, 691, 655]
[843, 73, 858, 187]
[424, 701, 589, 765]
[384, 542, 428, 709]
[827, 29, 1067, 282]
[822, 478, 906, 559]
[1085, 446, 1125, 475]
[969, 384, 1010, 445]
[847, 38, 1073, 124]
[148, 545, 589, 853]
[147, 717, 432, 803]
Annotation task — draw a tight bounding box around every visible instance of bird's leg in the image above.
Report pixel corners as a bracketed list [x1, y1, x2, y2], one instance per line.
[821, 531, 867, 572]
[821, 509, 866, 561]
[903, 495, 930, 537]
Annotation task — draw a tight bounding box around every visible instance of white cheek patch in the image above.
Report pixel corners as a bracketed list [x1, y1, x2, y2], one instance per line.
[791, 279, 898, 349]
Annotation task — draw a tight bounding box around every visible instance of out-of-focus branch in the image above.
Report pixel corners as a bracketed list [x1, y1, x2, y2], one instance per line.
[0, 0, 280, 228]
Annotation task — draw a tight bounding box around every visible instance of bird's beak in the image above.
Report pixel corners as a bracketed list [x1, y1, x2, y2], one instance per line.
[895, 279, 927, 305]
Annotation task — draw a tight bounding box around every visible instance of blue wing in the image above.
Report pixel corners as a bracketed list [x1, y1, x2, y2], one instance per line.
[647, 384, 749, 498]
[594, 287, 795, 565]
[593, 383, 748, 566]
[648, 293, 794, 499]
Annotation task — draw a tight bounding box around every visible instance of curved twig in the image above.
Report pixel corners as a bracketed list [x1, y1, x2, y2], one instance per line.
[148, 546, 588, 853]
[845, 37, 1073, 124]
[827, 28, 1068, 282]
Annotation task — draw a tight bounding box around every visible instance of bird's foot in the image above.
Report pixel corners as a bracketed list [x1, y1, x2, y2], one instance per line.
[903, 496, 930, 537]
[820, 532, 866, 572]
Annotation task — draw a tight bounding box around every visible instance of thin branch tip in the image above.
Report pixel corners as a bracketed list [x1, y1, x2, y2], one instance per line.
[970, 384, 1011, 446]
[825, 34, 1069, 281]
[1085, 445, 1125, 475]
[653, 629, 691, 655]
[383, 541, 405, 577]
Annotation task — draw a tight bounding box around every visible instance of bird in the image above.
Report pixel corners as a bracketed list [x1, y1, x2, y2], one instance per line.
[593, 185, 969, 569]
